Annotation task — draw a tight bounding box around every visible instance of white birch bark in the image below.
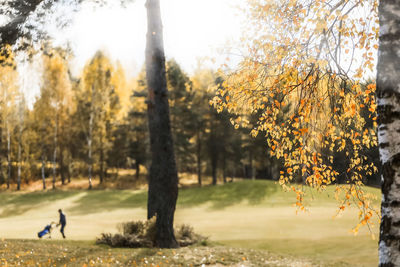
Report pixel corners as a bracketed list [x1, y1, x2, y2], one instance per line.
[41, 154, 46, 190]
[87, 85, 94, 189]
[16, 122, 21, 191]
[377, 1, 400, 265]
[52, 114, 58, 189]
[88, 114, 93, 189]
[6, 125, 10, 189]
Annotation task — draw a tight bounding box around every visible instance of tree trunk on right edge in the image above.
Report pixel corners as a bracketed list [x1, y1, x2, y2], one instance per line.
[377, 1, 400, 265]
[145, 0, 179, 249]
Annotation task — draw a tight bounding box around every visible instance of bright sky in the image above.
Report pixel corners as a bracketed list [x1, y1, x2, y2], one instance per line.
[12, 0, 376, 105]
[6, 0, 244, 106]
[51, 0, 244, 77]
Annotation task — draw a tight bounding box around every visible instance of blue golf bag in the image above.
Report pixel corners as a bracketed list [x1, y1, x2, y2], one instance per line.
[38, 224, 52, 238]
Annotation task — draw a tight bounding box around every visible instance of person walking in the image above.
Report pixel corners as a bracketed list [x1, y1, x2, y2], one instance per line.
[57, 209, 66, 238]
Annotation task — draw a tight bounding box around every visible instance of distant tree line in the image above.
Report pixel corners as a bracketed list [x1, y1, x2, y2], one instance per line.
[0, 48, 379, 190]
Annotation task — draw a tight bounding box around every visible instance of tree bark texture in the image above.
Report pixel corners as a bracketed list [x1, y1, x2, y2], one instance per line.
[377, 1, 400, 265]
[145, 0, 179, 249]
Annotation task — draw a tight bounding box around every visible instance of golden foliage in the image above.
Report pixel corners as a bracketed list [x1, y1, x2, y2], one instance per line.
[0, 45, 19, 126]
[212, 0, 379, 231]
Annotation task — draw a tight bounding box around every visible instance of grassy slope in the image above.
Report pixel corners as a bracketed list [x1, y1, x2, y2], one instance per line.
[0, 180, 380, 266]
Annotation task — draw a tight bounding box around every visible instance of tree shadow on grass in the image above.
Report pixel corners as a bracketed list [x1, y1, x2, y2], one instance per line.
[68, 180, 277, 215]
[0, 191, 79, 218]
[177, 180, 278, 210]
[67, 190, 148, 215]
[0, 180, 278, 217]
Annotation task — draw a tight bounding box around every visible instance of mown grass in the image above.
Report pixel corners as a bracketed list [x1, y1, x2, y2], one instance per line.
[0, 191, 78, 218]
[178, 180, 278, 209]
[64, 180, 278, 214]
[223, 235, 377, 267]
[0, 180, 380, 213]
[0, 180, 381, 266]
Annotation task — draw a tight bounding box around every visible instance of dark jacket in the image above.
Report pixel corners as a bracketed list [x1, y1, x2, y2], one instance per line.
[59, 212, 66, 225]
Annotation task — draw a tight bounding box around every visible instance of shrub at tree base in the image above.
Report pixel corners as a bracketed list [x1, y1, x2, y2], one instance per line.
[96, 218, 207, 248]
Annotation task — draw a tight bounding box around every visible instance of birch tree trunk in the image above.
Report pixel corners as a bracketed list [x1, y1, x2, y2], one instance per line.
[41, 154, 46, 190]
[88, 110, 93, 190]
[60, 148, 65, 185]
[99, 134, 104, 184]
[6, 126, 10, 189]
[16, 125, 21, 191]
[145, 0, 179, 248]
[87, 85, 95, 190]
[52, 114, 58, 189]
[377, 1, 400, 265]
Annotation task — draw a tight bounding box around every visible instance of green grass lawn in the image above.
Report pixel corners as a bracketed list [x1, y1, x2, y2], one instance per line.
[0, 180, 380, 266]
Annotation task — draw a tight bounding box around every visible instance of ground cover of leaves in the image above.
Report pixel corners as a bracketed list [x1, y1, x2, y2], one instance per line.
[0, 239, 328, 267]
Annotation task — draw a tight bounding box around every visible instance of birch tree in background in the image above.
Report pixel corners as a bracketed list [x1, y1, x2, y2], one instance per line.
[79, 51, 117, 188]
[16, 95, 25, 191]
[0, 46, 18, 189]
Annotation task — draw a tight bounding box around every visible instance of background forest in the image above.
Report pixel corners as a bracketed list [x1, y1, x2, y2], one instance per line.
[0, 49, 380, 191]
